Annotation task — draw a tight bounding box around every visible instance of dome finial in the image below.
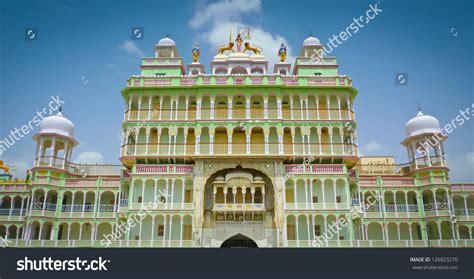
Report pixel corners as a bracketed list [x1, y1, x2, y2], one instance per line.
[59, 106, 62, 112]
[417, 102, 421, 112]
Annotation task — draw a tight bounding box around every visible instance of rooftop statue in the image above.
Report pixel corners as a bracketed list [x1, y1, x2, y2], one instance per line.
[278, 43, 287, 62]
[244, 42, 262, 55]
[192, 43, 200, 62]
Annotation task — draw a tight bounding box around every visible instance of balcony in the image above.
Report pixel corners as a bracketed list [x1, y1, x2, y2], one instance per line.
[213, 203, 265, 212]
[285, 164, 346, 174]
[121, 143, 358, 157]
[133, 164, 193, 175]
[126, 75, 353, 88]
[124, 108, 355, 122]
[34, 156, 124, 176]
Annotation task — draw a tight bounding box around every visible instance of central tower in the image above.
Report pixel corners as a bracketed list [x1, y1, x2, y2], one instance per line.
[120, 32, 358, 247]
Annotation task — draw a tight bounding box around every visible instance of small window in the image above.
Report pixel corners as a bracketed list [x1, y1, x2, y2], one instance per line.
[138, 196, 143, 203]
[158, 225, 165, 236]
[336, 196, 341, 203]
[312, 196, 318, 203]
[134, 236, 139, 240]
[339, 236, 345, 240]
[314, 225, 321, 236]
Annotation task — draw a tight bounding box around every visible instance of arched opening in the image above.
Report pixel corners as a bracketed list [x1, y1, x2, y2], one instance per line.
[220, 234, 258, 248]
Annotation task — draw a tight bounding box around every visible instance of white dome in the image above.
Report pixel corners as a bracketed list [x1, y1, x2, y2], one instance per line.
[39, 111, 75, 138]
[157, 37, 176, 46]
[405, 111, 440, 137]
[303, 36, 321, 46]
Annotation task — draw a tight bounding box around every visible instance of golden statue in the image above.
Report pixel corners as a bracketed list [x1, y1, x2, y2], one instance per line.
[278, 42, 287, 62]
[0, 160, 10, 174]
[216, 42, 235, 54]
[192, 43, 200, 62]
[244, 42, 262, 55]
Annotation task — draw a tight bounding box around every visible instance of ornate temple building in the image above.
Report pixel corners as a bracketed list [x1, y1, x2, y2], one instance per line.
[0, 33, 473, 248]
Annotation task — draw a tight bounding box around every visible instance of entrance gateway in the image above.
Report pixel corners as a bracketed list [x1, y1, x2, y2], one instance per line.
[220, 234, 258, 248]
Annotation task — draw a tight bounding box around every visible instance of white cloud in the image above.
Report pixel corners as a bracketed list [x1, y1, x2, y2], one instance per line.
[189, 0, 261, 29]
[119, 41, 144, 58]
[189, 0, 295, 70]
[363, 141, 382, 153]
[447, 152, 474, 182]
[74, 151, 104, 164]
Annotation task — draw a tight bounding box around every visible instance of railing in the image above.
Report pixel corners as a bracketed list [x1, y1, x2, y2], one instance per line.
[213, 203, 265, 211]
[134, 164, 193, 174]
[121, 143, 358, 157]
[34, 157, 123, 176]
[124, 108, 355, 121]
[120, 199, 129, 206]
[285, 164, 345, 174]
[454, 209, 474, 216]
[0, 183, 29, 191]
[451, 184, 474, 191]
[286, 239, 474, 248]
[99, 204, 116, 212]
[127, 75, 353, 88]
[424, 203, 449, 211]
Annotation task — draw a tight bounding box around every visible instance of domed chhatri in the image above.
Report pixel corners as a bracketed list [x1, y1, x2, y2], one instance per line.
[303, 35, 321, 46]
[39, 110, 75, 138]
[405, 110, 440, 137]
[156, 36, 176, 46]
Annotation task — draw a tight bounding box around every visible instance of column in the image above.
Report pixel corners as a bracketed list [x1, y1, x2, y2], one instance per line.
[309, 180, 314, 209]
[162, 215, 167, 247]
[138, 216, 143, 246]
[179, 216, 184, 247]
[322, 183, 326, 209]
[337, 96, 342, 120]
[210, 97, 215, 120]
[326, 96, 331, 120]
[158, 96, 163, 120]
[264, 98, 268, 119]
[404, 192, 409, 215]
[306, 215, 311, 246]
[246, 133, 250, 154]
[295, 219, 300, 247]
[277, 98, 282, 119]
[151, 216, 155, 247]
[185, 96, 189, 120]
[170, 179, 175, 209]
[315, 96, 320, 120]
[290, 99, 294, 119]
[81, 193, 87, 217]
[396, 223, 401, 240]
[181, 182, 185, 209]
[333, 182, 338, 209]
[228, 97, 232, 120]
[168, 216, 173, 247]
[165, 180, 170, 209]
[127, 97, 132, 121]
[210, 134, 214, 155]
[278, 134, 283, 154]
[293, 182, 297, 206]
[245, 98, 250, 119]
[305, 99, 309, 120]
[433, 191, 439, 215]
[195, 135, 200, 155]
[153, 181, 158, 205]
[196, 99, 202, 120]
[228, 133, 232, 155]
[42, 192, 48, 215]
[264, 134, 269, 155]
[49, 136, 56, 166]
[145, 129, 150, 155]
[304, 180, 309, 209]
[141, 183, 146, 206]
[137, 95, 142, 121]
[147, 96, 152, 120]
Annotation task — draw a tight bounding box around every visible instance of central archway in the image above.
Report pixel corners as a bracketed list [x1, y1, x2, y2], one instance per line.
[220, 234, 258, 248]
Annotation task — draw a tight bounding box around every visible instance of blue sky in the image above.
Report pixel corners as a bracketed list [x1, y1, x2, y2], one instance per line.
[0, 0, 473, 181]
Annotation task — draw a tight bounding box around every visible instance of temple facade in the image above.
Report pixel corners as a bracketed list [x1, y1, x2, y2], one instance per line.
[0, 34, 473, 248]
